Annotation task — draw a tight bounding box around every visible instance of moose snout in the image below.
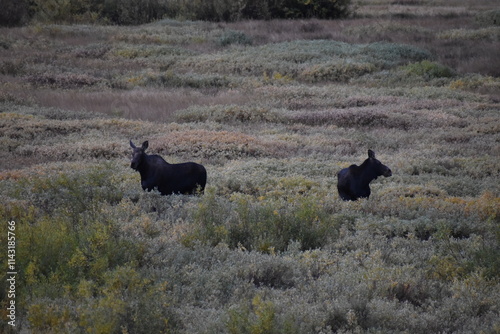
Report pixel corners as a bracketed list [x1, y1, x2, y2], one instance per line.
[384, 168, 392, 177]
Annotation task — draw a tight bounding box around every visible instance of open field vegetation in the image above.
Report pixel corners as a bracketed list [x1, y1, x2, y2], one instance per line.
[1, 0, 500, 333]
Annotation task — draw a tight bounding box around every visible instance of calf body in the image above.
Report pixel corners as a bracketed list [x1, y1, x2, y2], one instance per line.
[337, 150, 392, 201]
[130, 140, 206, 195]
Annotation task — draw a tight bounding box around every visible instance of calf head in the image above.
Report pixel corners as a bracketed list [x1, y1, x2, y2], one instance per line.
[130, 140, 148, 170]
[367, 149, 392, 177]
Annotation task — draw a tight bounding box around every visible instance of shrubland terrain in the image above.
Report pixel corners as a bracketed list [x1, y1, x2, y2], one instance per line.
[1, 0, 499, 333]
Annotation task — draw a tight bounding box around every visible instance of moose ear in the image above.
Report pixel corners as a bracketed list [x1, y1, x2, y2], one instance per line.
[130, 140, 136, 149]
[368, 149, 375, 159]
[142, 141, 149, 150]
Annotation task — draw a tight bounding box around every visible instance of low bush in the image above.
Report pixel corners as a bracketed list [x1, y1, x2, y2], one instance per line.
[475, 10, 500, 27]
[450, 74, 500, 95]
[112, 45, 193, 59]
[142, 71, 232, 89]
[0, 60, 25, 76]
[404, 60, 455, 79]
[175, 105, 281, 124]
[154, 129, 289, 159]
[437, 27, 500, 41]
[300, 61, 376, 82]
[217, 30, 253, 47]
[25, 73, 102, 89]
[185, 188, 339, 252]
[73, 44, 111, 59]
[179, 40, 430, 80]
[227, 294, 299, 334]
[0, 166, 160, 332]
[26, 266, 176, 333]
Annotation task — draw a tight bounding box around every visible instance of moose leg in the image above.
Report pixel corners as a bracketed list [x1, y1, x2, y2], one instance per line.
[337, 186, 352, 201]
[141, 180, 156, 192]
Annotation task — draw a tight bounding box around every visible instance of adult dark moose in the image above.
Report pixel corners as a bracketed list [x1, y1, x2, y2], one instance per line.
[337, 149, 392, 201]
[130, 140, 207, 195]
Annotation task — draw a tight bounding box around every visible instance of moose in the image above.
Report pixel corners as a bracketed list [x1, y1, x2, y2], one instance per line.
[337, 149, 392, 201]
[129, 140, 207, 195]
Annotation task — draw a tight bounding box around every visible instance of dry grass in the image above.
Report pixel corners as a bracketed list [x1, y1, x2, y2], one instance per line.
[11, 88, 256, 121]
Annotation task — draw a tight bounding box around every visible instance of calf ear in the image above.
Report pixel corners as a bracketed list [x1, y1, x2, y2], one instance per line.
[368, 149, 375, 159]
[130, 140, 136, 149]
[142, 141, 149, 150]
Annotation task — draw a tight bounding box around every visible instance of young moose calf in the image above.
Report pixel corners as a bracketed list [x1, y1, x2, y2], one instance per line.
[337, 149, 392, 201]
[130, 140, 207, 195]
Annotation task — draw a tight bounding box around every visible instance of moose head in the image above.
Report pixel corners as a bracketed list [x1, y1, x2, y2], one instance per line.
[130, 140, 148, 171]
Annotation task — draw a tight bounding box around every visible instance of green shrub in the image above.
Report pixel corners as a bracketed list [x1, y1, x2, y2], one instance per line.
[186, 188, 338, 252]
[31, 0, 99, 24]
[404, 60, 455, 79]
[437, 27, 500, 41]
[143, 71, 231, 89]
[0, 165, 153, 332]
[469, 245, 500, 280]
[300, 61, 376, 82]
[25, 73, 102, 89]
[179, 40, 430, 80]
[27, 301, 73, 331]
[217, 30, 253, 47]
[475, 10, 500, 27]
[73, 44, 111, 59]
[113, 45, 193, 59]
[176, 105, 281, 124]
[0, 60, 25, 76]
[361, 42, 431, 68]
[75, 266, 175, 334]
[1, 166, 141, 286]
[17, 165, 123, 217]
[27, 266, 175, 333]
[227, 295, 299, 334]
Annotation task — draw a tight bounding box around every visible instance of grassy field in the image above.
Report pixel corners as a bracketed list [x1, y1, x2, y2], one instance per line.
[1, 0, 500, 333]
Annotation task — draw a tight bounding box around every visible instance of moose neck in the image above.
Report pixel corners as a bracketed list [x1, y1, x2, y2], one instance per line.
[360, 161, 378, 185]
[136, 154, 151, 176]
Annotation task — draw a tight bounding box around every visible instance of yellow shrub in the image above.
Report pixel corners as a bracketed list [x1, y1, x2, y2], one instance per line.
[463, 192, 500, 221]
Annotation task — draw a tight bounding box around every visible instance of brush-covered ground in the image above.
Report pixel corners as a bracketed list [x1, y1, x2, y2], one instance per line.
[1, 1, 500, 333]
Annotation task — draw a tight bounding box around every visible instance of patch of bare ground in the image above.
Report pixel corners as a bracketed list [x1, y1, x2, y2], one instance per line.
[10, 88, 257, 122]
